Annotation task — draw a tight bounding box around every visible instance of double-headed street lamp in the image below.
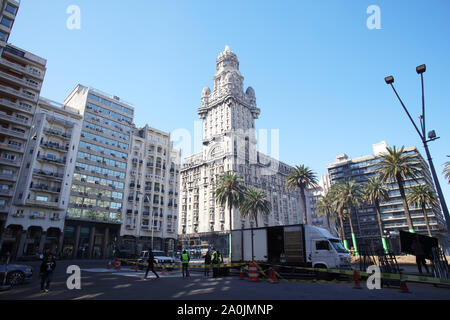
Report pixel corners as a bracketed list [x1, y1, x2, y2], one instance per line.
[385, 65, 450, 236]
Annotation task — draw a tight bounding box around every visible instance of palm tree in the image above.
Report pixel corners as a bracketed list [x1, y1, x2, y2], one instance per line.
[363, 177, 390, 253]
[335, 180, 363, 255]
[286, 165, 319, 225]
[378, 146, 421, 233]
[315, 193, 333, 231]
[407, 185, 439, 237]
[240, 187, 272, 261]
[215, 172, 245, 258]
[328, 183, 349, 249]
[444, 156, 450, 184]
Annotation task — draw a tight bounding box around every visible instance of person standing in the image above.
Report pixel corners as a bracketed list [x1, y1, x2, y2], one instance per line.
[211, 248, 218, 278]
[40, 254, 56, 293]
[143, 249, 160, 280]
[203, 250, 212, 277]
[181, 250, 190, 278]
[412, 236, 429, 274]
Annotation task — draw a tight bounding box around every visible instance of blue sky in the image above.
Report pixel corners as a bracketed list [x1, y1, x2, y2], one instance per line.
[9, 0, 450, 199]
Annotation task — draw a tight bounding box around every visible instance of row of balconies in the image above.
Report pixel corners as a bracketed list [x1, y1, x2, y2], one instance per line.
[43, 127, 71, 140]
[0, 57, 45, 81]
[0, 112, 31, 126]
[37, 155, 67, 166]
[0, 84, 38, 103]
[0, 98, 34, 114]
[40, 141, 69, 153]
[0, 126, 27, 139]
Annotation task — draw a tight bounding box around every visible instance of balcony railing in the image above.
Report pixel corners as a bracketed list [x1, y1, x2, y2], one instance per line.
[0, 112, 30, 125]
[0, 127, 26, 138]
[37, 156, 67, 165]
[43, 127, 71, 139]
[40, 141, 69, 152]
[33, 169, 64, 179]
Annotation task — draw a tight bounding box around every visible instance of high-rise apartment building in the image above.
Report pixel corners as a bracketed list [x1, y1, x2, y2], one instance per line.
[121, 125, 180, 255]
[0, 0, 19, 55]
[1, 98, 82, 258]
[179, 46, 301, 254]
[63, 85, 134, 259]
[0, 42, 47, 257]
[327, 141, 447, 251]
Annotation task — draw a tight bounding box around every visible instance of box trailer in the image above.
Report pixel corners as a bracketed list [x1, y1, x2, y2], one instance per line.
[231, 224, 351, 269]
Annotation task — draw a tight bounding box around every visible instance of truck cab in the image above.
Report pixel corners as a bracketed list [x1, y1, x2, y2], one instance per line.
[305, 225, 351, 269]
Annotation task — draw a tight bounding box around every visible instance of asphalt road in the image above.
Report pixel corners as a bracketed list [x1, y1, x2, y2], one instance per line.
[1, 260, 449, 300]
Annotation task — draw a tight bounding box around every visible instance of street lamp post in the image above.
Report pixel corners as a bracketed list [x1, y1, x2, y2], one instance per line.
[385, 65, 450, 236]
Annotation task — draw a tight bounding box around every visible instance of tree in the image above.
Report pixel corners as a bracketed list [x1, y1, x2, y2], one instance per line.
[363, 176, 390, 253]
[328, 183, 349, 249]
[378, 146, 421, 233]
[407, 185, 439, 237]
[240, 187, 272, 261]
[286, 165, 319, 225]
[315, 193, 333, 231]
[444, 156, 450, 184]
[215, 172, 246, 258]
[334, 180, 363, 255]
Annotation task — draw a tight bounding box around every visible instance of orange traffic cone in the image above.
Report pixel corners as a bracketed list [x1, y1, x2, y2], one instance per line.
[353, 270, 362, 289]
[399, 273, 410, 293]
[240, 267, 244, 280]
[270, 268, 278, 284]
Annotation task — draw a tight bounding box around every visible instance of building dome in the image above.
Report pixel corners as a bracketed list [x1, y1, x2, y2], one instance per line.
[246, 87, 255, 97]
[202, 86, 211, 97]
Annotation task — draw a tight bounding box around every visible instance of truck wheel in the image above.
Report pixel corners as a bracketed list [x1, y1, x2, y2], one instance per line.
[7, 271, 24, 286]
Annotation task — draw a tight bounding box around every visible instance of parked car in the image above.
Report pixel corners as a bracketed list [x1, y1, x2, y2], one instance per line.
[0, 264, 33, 286]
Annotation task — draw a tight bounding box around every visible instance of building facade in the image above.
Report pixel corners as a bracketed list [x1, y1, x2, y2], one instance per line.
[120, 125, 180, 255]
[63, 85, 134, 259]
[0, 0, 19, 55]
[1, 98, 82, 258]
[0, 42, 47, 257]
[179, 46, 301, 255]
[327, 141, 447, 252]
[305, 174, 335, 232]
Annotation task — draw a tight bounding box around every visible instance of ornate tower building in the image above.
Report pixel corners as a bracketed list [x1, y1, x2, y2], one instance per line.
[179, 47, 301, 253]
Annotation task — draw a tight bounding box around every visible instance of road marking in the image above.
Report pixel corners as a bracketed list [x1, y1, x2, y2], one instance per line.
[73, 293, 104, 300]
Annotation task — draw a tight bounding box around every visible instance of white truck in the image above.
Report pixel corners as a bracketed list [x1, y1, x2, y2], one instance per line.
[231, 224, 352, 269]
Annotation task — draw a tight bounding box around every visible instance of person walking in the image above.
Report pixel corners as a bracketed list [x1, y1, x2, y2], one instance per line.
[181, 250, 190, 278]
[203, 250, 212, 277]
[40, 254, 56, 293]
[143, 249, 160, 280]
[412, 236, 429, 274]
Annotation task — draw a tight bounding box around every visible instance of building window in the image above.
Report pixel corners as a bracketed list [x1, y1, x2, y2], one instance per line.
[0, 17, 13, 28]
[5, 4, 18, 15]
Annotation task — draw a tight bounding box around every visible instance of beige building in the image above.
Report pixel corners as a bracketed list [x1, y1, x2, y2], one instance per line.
[179, 46, 301, 254]
[2, 98, 82, 258]
[121, 125, 180, 255]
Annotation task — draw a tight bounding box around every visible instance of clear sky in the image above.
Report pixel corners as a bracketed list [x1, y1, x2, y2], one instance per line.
[9, 0, 450, 200]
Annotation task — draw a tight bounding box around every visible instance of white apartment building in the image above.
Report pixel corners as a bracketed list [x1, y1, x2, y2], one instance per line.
[305, 174, 336, 233]
[0, 42, 47, 258]
[121, 125, 181, 255]
[2, 98, 82, 258]
[179, 46, 301, 254]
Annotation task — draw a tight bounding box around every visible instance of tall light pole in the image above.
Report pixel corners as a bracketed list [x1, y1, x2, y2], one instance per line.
[385, 65, 450, 236]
